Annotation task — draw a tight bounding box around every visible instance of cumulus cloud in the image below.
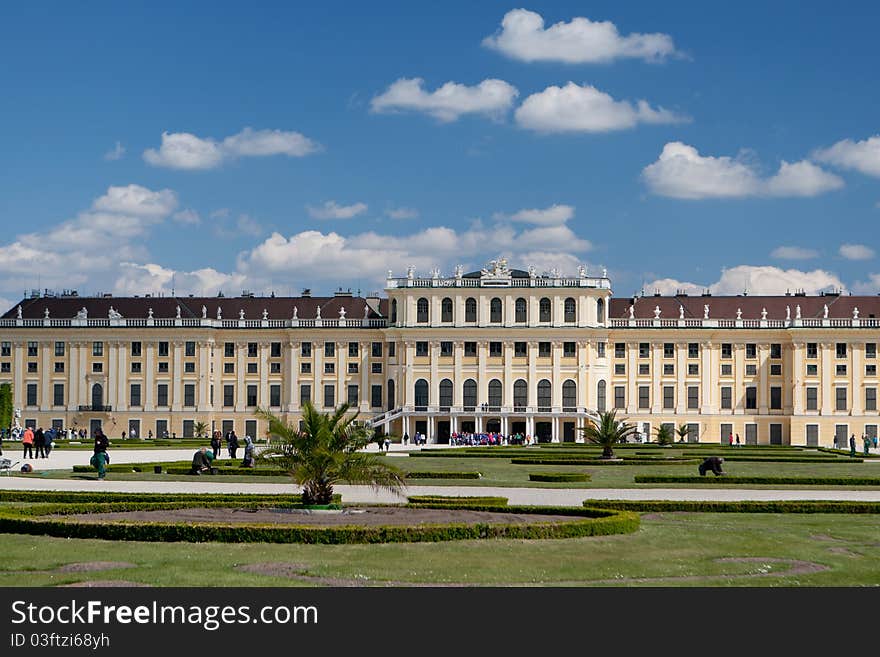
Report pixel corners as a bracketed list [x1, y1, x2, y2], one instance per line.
[642, 142, 844, 199]
[839, 243, 875, 260]
[813, 135, 880, 178]
[307, 200, 369, 220]
[770, 246, 819, 260]
[104, 141, 125, 161]
[493, 204, 574, 225]
[370, 77, 519, 122]
[114, 262, 246, 297]
[144, 127, 321, 170]
[482, 8, 679, 63]
[91, 184, 178, 218]
[852, 274, 880, 295]
[647, 265, 846, 297]
[214, 214, 263, 239]
[386, 206, 419, 220]
[515, 83, 687, 133]
[172, 209, 201, 225]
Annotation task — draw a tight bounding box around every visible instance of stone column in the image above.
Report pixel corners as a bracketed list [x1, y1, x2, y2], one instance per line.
[235, 342, 246, 411]
[116, 341, 127, 412]
[144, 342, 155, 411]
[852, 342, 863, 415]
[701, 341, 715, 413]
[403, 341, 415, 407]
[40, 341, 51, 411]
[578, 340, 589, 410]
[360, 341, 370, 413]
[429, 341, 440, 406]
[67, 340, 79, 411]
[820, 342, 833, 415]
[286, 341, 299, 412]
[733, 343, 745, 415]
[758, 343, 769, 415]
[453, 341, 463, 407]
[527, 341, 538, 412]
[12, 341, 25, 409]
[503, 342, 513, 409]
[551, 340, 562, 410]
[259, 342, 270, 409]
[676, 341, 687, 414]
[171, 341, 183, 411]
[477, 340, 488, 405]
[626, 342, 638, 414]
[651, 341, 662, 413]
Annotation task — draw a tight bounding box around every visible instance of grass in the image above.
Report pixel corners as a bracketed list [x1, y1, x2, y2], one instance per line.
[1, 512, 878, 586]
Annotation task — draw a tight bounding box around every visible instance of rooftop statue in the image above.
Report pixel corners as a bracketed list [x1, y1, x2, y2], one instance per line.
[76, 307, 88, 319]
[316, 305, 322, 320]
[148, 307, 154, 319]
[785, 306, 791, 321]
[44, 308, 50, 319]
[339, 306, 346, 319]
[292, 306, 298, 320]
[795, 305, 801, 320]
[16, 306, 22, 319]
[628, 305, 634, 320]
[176, 305, 181, 319]
[108, 306, 122, 319]
[239, 309, 245, 320]
[761, 307, 767, 320]
[262, 309, 268, 320]
[482, 257, 510, 278]
[703, 304, 709, 319]
[202, 305, 207, 319]
[216, 306, 222, 320]
[736, 307, 742, 320]
[653, 305, 661, 319]
[679, 305, 684, 320]
[823, 304, 829, 319]
[853, 307, 860, 319]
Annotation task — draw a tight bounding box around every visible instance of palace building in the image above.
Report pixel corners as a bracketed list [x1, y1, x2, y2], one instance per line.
[2, 258, 879, 447]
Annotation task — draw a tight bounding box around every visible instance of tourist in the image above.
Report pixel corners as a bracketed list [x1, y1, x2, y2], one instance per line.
[698, 456, 725, 477]
[735, 434, 741, 448]
[34, 427, 46, 458]
[22, 426, 34, 459]
[849, 434, 856, 458]
[227, 430, 239, 459]
[211, 431, 222, 460]
[191, 446, 215, 474]
[384, 436, 391, 452]
[863, 435, 872, 456]
[403, 432, 409, 445]
[241, 436, 255, 468]
[728, 432, 733, 446]
[43, 427, 55, 457]
[91, 429, 110, 480]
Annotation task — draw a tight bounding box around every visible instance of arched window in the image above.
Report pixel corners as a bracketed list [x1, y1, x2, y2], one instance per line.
[441, 298, 453, 323]
[564, 297, 576, 323]
[490, 298, 502, 323]
[416, 298, 429, 323]
[515, 298, 527, 323]
[439, 379, 453, 410]
[465, 298, 477, 323]
[414, 379, 428, 409]
[562, 380, 577, 411]
[537, 379, 551, 411]
[390, 299, 397, 324]
[387, 379, 395, 411]
[488, 379, 502, 410]
[596, 298, 605, 324]
[463, 379, 477, 410]
[91, 383, 104, 409]
[539, 297, 552, 322]
[513, 379, 528, 410]
[597, 380, 606, 412]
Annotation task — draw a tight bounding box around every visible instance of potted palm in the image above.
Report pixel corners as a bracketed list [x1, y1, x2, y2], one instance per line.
[578, 409, 638, 459]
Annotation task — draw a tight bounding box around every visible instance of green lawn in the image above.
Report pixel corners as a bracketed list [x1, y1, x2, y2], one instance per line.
[1, 512, 878, 586]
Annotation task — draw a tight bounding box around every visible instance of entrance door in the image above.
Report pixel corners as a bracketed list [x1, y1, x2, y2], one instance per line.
[834, 424, 848, 449]
[415, 420, 427, 441]
[769, 423, 783, 445]
[245, 419, 257, 441]
[486, 418, 501, 434]
[156, 419, 168, 439]
[511, 421, 526, 436]
[535, 421, 552, 443]
[91, 383, 104, 409]
[563, 422, 575, 442]
[745, 423, 758, 445]
[436, 421, 450, 444]
[720, 423, 733, 445]
[222, 420, 234, 436]
[687, 423, 699, 443]
[89, 419, 102, 437]
[461, 420, 475, 434]
[128, 419, 140, 440]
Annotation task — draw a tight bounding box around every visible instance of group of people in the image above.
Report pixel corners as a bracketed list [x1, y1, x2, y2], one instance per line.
[726, 433, 743, 447]
[450, 431, 531, 446]
[19, 426, 60, 458]
[194, 429, 255, 473]
[833, 433, 878, 457]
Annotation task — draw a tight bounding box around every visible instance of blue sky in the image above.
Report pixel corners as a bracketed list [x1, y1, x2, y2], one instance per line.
[1, 0, 879, 309]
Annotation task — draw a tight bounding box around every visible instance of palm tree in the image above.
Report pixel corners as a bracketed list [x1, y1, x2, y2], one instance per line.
[676, 423, 690, 443]
[578, 409, 638, 459]
[193, 421, 208, 439]
[256, 402, 406, 505]
[654, 424, 674, 446]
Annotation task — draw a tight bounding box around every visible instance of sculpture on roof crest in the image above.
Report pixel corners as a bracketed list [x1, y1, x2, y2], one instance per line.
[736, 308, 742, 320]
[761, 307, 767, 320]
[653, 305, 661, 319]
[76, 307, 88, 319]
[202, 305, 207, 319]
[823, 304, 829, 319]
[481, 257, 510, 278]
[853, 307, 860, 319]
[703, 304, 709, 320]
[795, 305, 801, 320]
[16, 306, 22, 319]
[108, 306, 122, 319]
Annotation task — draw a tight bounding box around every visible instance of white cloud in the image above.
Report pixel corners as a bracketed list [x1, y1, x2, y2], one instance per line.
[307, 200, 369, 220]
[482, 8, 679, 63]
[493, 204, 574, 225]
[386, 206, 419, 220]
[813, 135, 880, 178]
[210, 208, 230, 219]
[172, 209, 201, 225]
[214, 214, 263, 239]
[514, 83, 687, 133]
[91, 184, 178, 218]
[642, 142, 843, 199]
[770, 246, 819, 260]
[0, 297, 14, 314]
[647, 265, 846, 297]
[114, 262, 246, 297]
[370, 77, 518, 122]
[144, 127, 321, 170]
[839, 243, 875, 260]
[104, 141, 125, 161]
[852, 274, 880, 294]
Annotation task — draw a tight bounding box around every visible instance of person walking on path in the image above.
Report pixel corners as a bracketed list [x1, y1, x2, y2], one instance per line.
[210, 431, 222, 460]
[864, 435, 872, 456]
[34, 427, 46, 458]
[849, 434, 857, 458]
[91, 429, 110, 480]
[227, 430, 239, 460]
[728, 432, 733, 446]
[43, 427, 55, 457]
[241, 435, 255, 468]
[22, 426, 34, 459]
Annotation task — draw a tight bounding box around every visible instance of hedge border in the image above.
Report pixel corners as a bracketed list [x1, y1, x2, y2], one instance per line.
[404, 472, 482, 479]
[634, 475, 880, 485]
[0, 491, 339, 505]
[510, 458, 700, 466]
[406, 495, 508, 506]
[528, 473, 590, 482]
[581, 499, 880, 514]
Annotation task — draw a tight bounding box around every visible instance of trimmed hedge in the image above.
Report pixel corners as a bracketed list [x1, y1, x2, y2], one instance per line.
[715, 456, 864, 463]
[511, 458, 700, 466]
[0, 491, 340, 505]
[818, 447, 880, 459]
[406, 495, 508, 506]
[581, 499, 880, 514]
[404, 471, 482, 479]
[71, 464, 287, 476]
[634, 475, 880, 485]
[528, 473, 590, 482]
[0, 499, 638, 544]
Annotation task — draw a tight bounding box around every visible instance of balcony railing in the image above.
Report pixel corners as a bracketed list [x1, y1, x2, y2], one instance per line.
[78, 405, 112, 412]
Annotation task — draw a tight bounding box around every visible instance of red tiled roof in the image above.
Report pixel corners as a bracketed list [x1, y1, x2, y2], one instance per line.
[609, 294, 880, 320]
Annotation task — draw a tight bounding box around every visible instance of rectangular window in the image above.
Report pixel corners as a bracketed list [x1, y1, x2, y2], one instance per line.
[53, 383, 64, 407]
[721, 364, 732, 376]
[867, 364, 877, 377]
[639, 343, 649, 358]
[687, 386, 699, 410]
[615, 343, 626, 358]
[324, 384, 335, 408]
[836, 343, 847, 358]
[27, 362, 37, 373]
[388, 343, 395, 357]
[182, 420, 194, 439]
[371, 342, 382, 358]
[0, 363, 9, 373]
[224, 363, 235, 374]
[157, 384, 169, 407]
[688, 363, 699, 376]
[663, 363, 674, 375]
[92, 341, 103, 357]
[300, 384, 311, 405]
[158, 341, 169, 357]
[54, 361, 64, 373]
[865, 387, 877, 411]
[746, 343, 757, 359]
[130, 384, 141, 407]
[807, 343, 818, 358]
[131, 341, 142, 357]
[807, 364, 818, 376]
[806, 424, 819, 447]
[348, 342, 359, 358]
[663, 343, 674, 358]
[185, 341, 196, 357]
[158, 362, 168, 373]
[721, 343, 732, 359]
[26, 383, 37, 406]
[223, 385, 234, 407]
[836, 364, 847, 376]
[770, 363, 782, 376]
[721, 386, 732, 409]
[1, 342, 10, 356]
[638, 385, 650, 409]
[770, 344, 782, 359]
[348, 362, 359, 374]
[416, 341, 428, 357]
[301, 362, 311, 374]
[806, 387, 818, 411]
[324, 362, 335, 374]
[184, 384, 195, 408]
[770, 386, 782, 410]
[538, 342, 551, 358]
[184, 362, 195, 373]
[271, 362, 282, 374]
[371, 384, 382, 408]
[464, 342, 477, 357]
[441, 341, 454, 357]
[490, 341, 503, 357]
[597, 342, 606, 358]
[688, 343, 699, 359]
[867, 343, 877, 359]
[247, 384, 257, 407]
[614, 363, 625, 375]
[324, 342, 335, 358]
[271, 342, 282, 358]
[248, 342, 258, 358]
[54, 341, 65, 357]
[746, 364, 757, 376]
[371, 363, 382, 374]
[224, 342, 235, 357]
[836, 387, 847, 411]
[745, 387, 757, 409]
[638, 363, 649, 375]
[613, 386, 625, 409]
[347, 384, 359, 406]
[91, 362, 102, 373]
[27, 341, 38, 357]
[301, 342, 312, 357]
[563, 342, 576, 358]
[270, 384, 281, 407]
[663, 386, 674, 409]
